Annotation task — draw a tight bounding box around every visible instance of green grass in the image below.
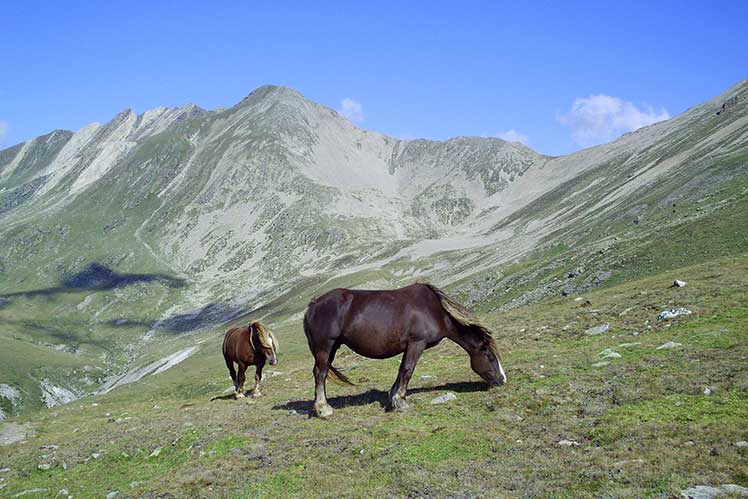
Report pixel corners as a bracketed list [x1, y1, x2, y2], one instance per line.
[2, 255, 747, 497]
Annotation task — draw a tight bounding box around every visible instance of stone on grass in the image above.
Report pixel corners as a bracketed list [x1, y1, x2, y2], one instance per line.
[672, 280, 687, 288]
[656, 341, 683, 350]
[37, 463, 52, 470]
[430, 392, 457, 404]
[659, 308, 692, 320]
[149, 447, 162, 458]
[557, 439, 580, 447]
[585, 323, 610, 336]
[599, 348, 622, 359]
[10, 489, 48, 497]
[592, 361, 610, 367]
[681, 483, 748, 498]
[734, 441, 748, 448]
[703, 388, 712, 395]
[106, 491, 119, 499]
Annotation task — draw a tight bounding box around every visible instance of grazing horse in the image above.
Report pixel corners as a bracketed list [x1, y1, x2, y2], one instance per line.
[304, 283, 506, 418]
[222, 321, 278, 398]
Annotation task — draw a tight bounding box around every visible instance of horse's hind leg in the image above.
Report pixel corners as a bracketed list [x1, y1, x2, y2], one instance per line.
[313, 348, 334, 418]
[236, 362, 248, 398]
[389, 341, 426, 412]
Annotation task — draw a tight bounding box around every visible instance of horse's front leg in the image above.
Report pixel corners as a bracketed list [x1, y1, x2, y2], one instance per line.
[251, 363, 264, 398]
[235, 362, 248, 398]
[389, 341, 426, 412]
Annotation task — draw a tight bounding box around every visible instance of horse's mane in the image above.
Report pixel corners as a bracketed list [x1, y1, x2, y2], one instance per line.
[422, 283, 501, 359]
[250, 321, 278, 353]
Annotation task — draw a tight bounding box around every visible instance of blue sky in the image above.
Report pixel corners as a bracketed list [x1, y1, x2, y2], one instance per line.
[1, 1, 746, 155]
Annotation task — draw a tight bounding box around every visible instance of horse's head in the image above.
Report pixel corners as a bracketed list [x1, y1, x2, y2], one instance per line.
[250, 322, 278, 365]
[467, 336, 506, 387]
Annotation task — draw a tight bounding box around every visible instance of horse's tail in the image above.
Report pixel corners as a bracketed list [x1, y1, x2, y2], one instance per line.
[423, 283, 501, 359]
[328, 365, 355, 385]
[303, 300, 355, 386]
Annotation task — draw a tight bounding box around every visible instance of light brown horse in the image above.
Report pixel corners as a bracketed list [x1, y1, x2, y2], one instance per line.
[222, 321, 278, 398]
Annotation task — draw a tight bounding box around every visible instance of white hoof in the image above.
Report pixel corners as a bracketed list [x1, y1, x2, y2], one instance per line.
[314, 403, 333, 419]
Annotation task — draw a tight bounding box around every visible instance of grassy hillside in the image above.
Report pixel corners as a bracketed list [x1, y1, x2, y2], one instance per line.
[1, 255, 746, 498]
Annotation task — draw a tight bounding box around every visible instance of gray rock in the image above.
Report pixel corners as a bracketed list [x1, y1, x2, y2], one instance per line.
[149, 447, 162, 458]
[599, 348, 622, 359]
[681, 483, 748, 498]
[659, 308, 692, 320]
[430, 392, 457, 404]
[735, 441, 748, 448]
[37, 463, 52, 470]
[596, 271, 612, 282]
[703, 387, 712, 395]
[672, 280, 687, 288]
[0, 422, 35, 446]
[557, 439, 580, 447]
[656, 341, 683, 350]
[11, 489, 49, 497]
[585, 323, 610, 336]
[106, 492, 119, 499]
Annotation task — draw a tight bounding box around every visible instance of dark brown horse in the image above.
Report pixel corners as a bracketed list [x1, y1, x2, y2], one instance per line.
[303, 283, 506, 418]
[222, 321, 278, 398]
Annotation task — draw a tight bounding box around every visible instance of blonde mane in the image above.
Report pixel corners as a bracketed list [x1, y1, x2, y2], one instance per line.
[250, 321, 278, 354]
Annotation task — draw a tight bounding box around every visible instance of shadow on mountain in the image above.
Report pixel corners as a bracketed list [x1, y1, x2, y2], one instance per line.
[103, 302, 245, 335]
[273, 381, 487, 413]
[0, 263, 186, 300]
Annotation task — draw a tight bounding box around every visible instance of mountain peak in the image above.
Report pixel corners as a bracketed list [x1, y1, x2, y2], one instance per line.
[236, 84, 308, 107]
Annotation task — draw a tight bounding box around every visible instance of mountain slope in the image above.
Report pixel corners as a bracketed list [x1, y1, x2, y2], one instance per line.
[0, 80, 746, 418]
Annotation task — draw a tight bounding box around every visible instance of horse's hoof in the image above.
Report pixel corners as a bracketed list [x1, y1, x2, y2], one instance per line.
[251, 391, 262, 398]
[390, 396, 409, 412]
[314, 404, 333, 419]
[235, 392, 245, 399]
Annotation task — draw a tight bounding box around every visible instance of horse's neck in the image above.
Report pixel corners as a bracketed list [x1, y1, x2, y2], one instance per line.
[448, 331, 479, 353]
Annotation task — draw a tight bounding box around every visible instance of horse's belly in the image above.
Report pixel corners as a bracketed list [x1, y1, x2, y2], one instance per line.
[341, 331, 404, 359]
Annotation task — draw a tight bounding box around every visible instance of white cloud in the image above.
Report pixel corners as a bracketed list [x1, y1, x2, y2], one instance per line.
[0, 121, 7, 147]
[496, 129, 529, 146]
[339, 97, 365, 123]
[558, 94, 669, 147]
